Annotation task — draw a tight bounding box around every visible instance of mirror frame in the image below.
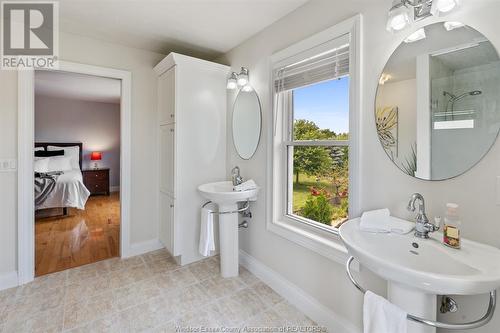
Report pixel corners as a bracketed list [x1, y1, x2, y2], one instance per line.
[374, 21, 500, 181]
[232, 87, 262, 160]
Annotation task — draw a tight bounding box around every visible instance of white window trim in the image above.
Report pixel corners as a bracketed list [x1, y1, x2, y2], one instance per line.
[267, 14, 363, 265]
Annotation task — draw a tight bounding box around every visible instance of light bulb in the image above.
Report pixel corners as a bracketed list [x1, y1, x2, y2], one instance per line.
[431, 0, 459, 17]
[386, 5, 412, 33]
[226, 72, 238, 90]
[404, 28, 426, 43]
[237, 67, 249, 87]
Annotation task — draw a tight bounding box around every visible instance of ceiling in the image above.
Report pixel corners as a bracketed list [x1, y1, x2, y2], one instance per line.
[35, 71, 121, 104]
[59, 0, 310, 59]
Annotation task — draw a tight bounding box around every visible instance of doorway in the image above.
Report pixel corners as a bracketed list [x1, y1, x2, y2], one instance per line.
[34, 71, 122, 276]
[18, 62, 131, 284]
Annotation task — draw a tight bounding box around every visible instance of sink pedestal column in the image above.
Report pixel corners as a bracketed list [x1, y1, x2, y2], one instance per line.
[388, 282, 436, 333]
[218, 203, 239, 278]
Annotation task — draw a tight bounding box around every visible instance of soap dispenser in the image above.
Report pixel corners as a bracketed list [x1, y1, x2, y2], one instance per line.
[443, 203, 461, 249]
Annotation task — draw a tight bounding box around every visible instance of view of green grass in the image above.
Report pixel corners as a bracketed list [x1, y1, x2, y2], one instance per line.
[292, 173, 348, 228]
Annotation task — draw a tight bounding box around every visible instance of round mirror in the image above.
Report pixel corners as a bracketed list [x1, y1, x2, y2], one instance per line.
[375, 22, 500, 180]
[232, 88, 262, 159]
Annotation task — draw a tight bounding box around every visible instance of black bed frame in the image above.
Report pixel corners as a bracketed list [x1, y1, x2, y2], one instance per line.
[34, 142, 83, 170]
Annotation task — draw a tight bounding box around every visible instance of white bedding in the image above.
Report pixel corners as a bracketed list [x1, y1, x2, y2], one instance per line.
[36, 169, 90, 210]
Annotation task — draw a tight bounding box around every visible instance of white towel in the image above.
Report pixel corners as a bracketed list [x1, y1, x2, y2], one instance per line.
[364, 291, 407, 333]
[360, 209, 414, 234]
[233, 179, 257, 192]
[199, 206, 215, 257]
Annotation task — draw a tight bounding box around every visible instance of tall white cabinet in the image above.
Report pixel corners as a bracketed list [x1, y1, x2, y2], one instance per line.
[155, 53, 229, 265]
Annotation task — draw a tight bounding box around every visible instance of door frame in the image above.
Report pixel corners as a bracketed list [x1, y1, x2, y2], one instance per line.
[18, 61, 132, 284]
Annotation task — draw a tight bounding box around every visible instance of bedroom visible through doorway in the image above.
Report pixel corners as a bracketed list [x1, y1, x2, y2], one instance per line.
[34, 71, 121, 276]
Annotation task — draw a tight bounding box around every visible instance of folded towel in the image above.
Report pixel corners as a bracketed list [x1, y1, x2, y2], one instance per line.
[360, 209, 414, 234]
[364, 291, 407, 333]
[233, 179, 257, 192]
[199, 206, 215, 257]
[360, 209, 390, 232]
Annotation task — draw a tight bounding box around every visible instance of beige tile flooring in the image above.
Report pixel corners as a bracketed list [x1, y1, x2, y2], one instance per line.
[0, 249, 321, 332]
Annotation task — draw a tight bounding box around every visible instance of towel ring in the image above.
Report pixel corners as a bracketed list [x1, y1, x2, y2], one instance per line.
[346, 256, 497, 330]
[202, 200, 250, 215]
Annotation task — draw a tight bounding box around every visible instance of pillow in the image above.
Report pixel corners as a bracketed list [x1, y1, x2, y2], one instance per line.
[47, 156, 72, 172]
[35, 150, 64, 157]
[34, 158, 50, 173]
[47, 145, 80, 169]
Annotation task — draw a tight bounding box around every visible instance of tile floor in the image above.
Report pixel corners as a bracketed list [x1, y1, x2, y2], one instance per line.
[0, 249, 321, 332]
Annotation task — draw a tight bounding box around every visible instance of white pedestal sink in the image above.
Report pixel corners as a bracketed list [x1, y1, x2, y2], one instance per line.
[198, 181, 259, 278]
[340, 218, 500, 333]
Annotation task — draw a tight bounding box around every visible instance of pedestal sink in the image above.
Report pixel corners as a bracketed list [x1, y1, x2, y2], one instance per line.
[340, 218, 500, 333]
[198, 181, 259, 278]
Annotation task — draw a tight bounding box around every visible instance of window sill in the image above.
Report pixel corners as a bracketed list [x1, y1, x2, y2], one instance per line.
[267, 216, 349, 266]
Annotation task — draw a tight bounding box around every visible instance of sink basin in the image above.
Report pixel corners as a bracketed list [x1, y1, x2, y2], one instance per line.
[198, 181, 259, 204]
[339, 218, 500, 295]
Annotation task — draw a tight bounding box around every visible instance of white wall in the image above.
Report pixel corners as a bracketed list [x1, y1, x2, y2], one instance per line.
[35, 95, 121, 187]
[218, 0, 500, 331]
[376, 78, 417, 173]
[0, 31, 165, 278]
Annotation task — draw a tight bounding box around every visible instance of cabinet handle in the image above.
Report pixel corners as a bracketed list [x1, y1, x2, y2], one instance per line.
[170, 129, 174, 132]
[170, 204, 174, 208]
[170, 114, 174, 118]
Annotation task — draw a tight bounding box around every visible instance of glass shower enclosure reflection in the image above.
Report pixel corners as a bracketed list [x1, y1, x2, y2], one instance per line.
[429, 41, 500, 179]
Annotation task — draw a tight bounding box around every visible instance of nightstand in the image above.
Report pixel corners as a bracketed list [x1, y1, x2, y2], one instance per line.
[82, 168, 110, 195]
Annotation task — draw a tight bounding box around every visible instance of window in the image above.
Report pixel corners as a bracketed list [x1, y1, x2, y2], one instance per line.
[270, 16, 360, 244]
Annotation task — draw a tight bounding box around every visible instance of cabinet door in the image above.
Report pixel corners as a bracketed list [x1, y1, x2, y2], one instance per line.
[159, 123, 175, 196]
[158, 67, 175, 125]
[159, 192, 174, 254]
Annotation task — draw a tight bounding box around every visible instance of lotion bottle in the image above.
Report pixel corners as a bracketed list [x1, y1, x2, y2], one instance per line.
[443, 203, 461, 249]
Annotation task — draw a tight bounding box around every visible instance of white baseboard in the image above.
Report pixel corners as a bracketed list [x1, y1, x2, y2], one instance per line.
[123, 238, 164, 258]
[239, 250, 361, 333]
[110, 186, 120, 193]
[0, 271, 19, 291]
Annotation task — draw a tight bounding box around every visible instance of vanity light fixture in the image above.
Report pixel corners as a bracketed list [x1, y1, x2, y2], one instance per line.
[386, 0, 460, 33]
[237, 67, 249, 86]
[386, 3, 413, 32]
[404, 28, 426, 43]
[431, 0, 460, 16]
[227, 67, 252, 91]
[226, 72, 238, 90]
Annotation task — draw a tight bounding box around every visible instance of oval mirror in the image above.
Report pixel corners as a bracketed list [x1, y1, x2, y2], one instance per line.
[375, 22, 500, 180]
[232, 88, 262, 159]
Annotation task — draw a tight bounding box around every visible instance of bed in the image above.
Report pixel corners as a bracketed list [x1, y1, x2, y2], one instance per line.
[34, 142, 90, 212]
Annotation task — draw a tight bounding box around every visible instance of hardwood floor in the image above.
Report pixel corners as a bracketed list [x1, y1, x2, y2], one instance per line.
[35, 193, 120, 277]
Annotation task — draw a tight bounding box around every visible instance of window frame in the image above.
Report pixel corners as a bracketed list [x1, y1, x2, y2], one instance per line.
[267, 15, 362, 264]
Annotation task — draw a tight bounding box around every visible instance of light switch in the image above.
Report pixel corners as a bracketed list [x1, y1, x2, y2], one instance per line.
[0, 158, 17, 172]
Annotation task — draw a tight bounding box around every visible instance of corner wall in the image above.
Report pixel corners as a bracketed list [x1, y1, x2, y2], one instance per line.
[218, 0, 500, 331]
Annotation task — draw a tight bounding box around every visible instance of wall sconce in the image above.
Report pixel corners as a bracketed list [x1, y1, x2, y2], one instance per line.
[227, 67, 252, 91]
[386, 0, 460, 33]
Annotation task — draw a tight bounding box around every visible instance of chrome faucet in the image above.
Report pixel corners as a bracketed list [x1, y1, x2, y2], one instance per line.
[407, 193, 439, 239]
[231, 166, 243, 186]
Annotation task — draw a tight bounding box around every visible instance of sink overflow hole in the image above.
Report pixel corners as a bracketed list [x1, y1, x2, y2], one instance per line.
[412, 242, 419, 248]
[409, 250, 419, 255]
